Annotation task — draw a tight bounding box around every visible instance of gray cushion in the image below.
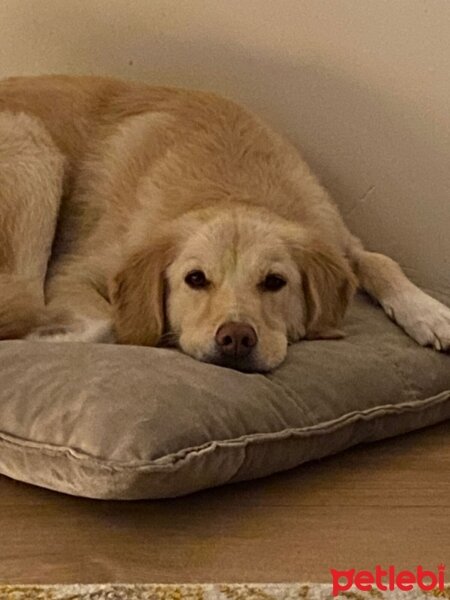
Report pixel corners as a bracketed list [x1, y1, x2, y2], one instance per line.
[0, 294, 449, 499]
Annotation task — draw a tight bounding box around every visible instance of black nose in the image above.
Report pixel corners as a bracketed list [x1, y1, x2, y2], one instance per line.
[215, 322, 258, 359]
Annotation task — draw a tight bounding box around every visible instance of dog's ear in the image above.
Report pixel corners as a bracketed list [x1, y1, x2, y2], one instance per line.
[293, 240, 357, 340]
[110, 236, 175, 346]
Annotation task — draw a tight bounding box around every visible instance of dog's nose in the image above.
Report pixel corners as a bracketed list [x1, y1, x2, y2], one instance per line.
[215, 322, 258, 358]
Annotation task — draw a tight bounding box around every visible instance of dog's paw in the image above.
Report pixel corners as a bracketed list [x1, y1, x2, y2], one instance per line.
[387, 292, 450, 352]
[26, 318, 114, 343]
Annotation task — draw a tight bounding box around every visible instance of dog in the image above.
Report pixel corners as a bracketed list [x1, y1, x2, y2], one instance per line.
[0, 75, 449, 372]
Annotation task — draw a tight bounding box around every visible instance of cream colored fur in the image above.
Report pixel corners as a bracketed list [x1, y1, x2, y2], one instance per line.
[0, 75, 448, 370]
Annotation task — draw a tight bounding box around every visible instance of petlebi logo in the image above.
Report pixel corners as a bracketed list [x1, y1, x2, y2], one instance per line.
[330, 564, 446, 596]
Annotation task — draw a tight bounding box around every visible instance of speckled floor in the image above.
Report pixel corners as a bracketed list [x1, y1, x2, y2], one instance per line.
[0, 584, 449, 600]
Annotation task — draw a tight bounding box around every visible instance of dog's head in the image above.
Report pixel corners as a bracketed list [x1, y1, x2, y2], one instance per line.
[110, 209, 356, 372]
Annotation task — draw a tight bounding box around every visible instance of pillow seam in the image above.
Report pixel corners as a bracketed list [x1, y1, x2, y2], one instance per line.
[0, 389, 448, 472]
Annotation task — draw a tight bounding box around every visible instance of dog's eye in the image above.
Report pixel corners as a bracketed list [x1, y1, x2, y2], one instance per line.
[260, 274, 287, 292]
[185, 270, 210, 289]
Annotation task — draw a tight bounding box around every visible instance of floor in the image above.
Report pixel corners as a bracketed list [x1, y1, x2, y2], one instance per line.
[1, 421, 449, 583]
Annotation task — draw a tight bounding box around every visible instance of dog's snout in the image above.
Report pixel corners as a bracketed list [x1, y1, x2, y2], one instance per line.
[215, 322, 258, 358]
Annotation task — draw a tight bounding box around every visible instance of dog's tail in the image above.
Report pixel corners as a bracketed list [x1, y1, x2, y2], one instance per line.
[0, 276, 47, 340]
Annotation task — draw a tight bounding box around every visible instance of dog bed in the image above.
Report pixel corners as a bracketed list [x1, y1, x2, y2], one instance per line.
[0, 293, 449, 499]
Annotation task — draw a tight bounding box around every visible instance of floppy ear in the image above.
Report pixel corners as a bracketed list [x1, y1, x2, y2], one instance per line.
[294, 241, 357, 340]
[110, 237, 175, 346]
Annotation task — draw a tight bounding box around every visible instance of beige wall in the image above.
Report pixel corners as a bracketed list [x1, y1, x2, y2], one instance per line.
[1, 0, 449, 295]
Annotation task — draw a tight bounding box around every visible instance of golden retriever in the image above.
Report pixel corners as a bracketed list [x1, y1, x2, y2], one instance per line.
[0, 75, 449, 372]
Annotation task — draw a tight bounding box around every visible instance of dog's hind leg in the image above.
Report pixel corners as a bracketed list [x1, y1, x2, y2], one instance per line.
[0, 112, 65, 339]
[349, 237, 450, 351]
[27, 258, 115, 343]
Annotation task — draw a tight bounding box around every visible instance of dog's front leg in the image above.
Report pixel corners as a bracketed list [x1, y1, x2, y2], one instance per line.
[26, 268, 115, 344]
[351, 247, 450, 351]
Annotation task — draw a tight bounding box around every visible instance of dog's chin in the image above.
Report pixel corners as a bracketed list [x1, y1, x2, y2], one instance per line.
[205, 355, 268, 373]
[195, 349, 273, 373]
